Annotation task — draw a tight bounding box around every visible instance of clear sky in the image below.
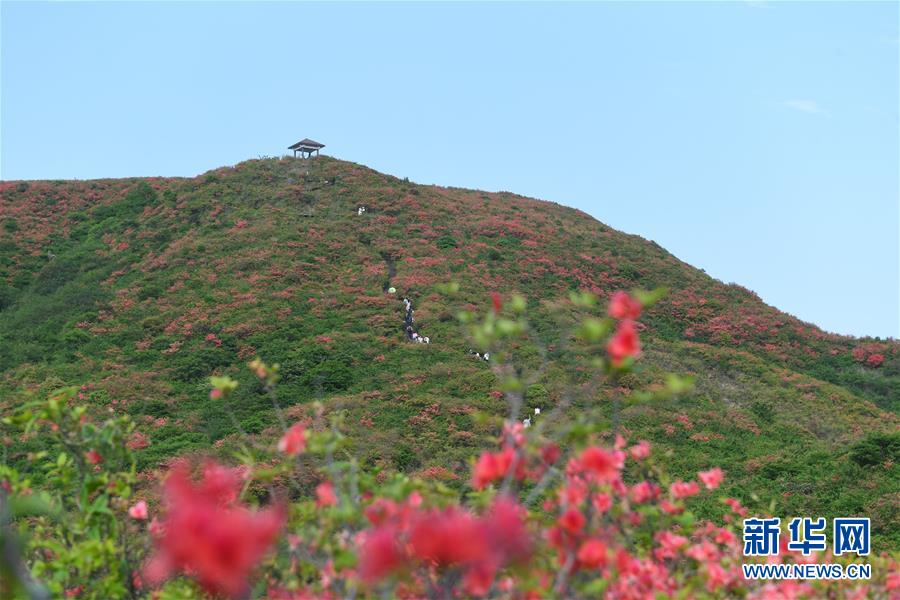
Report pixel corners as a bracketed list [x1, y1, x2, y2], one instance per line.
[2, 2, 898, 338]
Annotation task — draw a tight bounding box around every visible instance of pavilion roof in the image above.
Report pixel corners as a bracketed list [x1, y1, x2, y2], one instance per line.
[288, 138, 325, 150]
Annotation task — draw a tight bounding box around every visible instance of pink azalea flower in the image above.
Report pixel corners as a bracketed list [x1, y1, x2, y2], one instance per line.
[129, 500, 149, 520]
[698, 467, 724, 490]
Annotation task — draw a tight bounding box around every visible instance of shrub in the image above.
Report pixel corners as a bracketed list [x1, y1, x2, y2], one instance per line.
[849, 432, 900, 467]
[749, 400, 775, 424]
[302, 358, 354, 392]
[525, 383, 550, 411]
[435, 235, 457, 250]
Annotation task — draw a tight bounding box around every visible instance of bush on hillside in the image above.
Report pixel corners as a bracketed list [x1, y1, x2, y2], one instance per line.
[850, 432, 900, 467]
[435, 235, 458, 249]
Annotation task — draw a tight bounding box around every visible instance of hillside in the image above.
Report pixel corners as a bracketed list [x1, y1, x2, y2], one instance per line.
[1, 156, 898, 545]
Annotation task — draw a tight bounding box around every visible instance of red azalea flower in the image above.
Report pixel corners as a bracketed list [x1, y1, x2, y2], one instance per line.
[698, 467, 724, 490]
[886, 568, 899, 590]
[472, 447, 514, 489]
[410, 507, 487, 566]
[608, 291, 642, 320]
[725, 497, 748, 517]
[85, 450, 102, 465]
[607, 320, 641, 366]
[463, 561, 497, 597]
[577, 538, 608, 569]
[578, 446, 625, 482]
[560, 478, 588, 506]
[866, 353, 884, 367]
[592, 492, 612, 514]
[277, 422, 307, 456]
[126, 431, 150, 450]
[660, 499, 684, 515]
[144, 461, 284, 599]
[655, 531, 689, 560]
[705, 562, 729, 592]
[358, 526, 406, 583]
[670, 480, 701, 499]
[129, 500, 149, 520]
[629, 481, 659, 504]
[558, 507, 586, 534]
[483, 496, 532, 564]
[490, 292, 503, 313]
[316, 481, 338, 508]
[628, 440, 651, 460]
[541, 443, 561, 465]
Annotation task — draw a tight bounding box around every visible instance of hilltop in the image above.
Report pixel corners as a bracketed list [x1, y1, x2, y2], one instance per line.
[1, 156, 898, 544]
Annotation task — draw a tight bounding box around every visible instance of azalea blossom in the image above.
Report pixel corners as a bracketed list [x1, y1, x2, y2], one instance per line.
[316, 481, 338, 507]
[655, 530, 689, 560]
[607, 320, 641, 366]
[359, 494, 530, 590]
[85, 450, 102, 465]
[144, 460, 284, 598]
[128, 500, 148, 520]
[592, 492, 613, 514]
[472, 446, 515, 489]
[629, 440, 651, 460]
[411, 506, 487, 565]
[541, 443, 561, 465]
[629, 480, 659, 504]
[577, 538, 608, 569]
[670, 480, 701, 499]
[608, 291, 642, 320]
[277, 422, 307, 456]
[358, 526, 405, 583]
[578, 446, 625, 482]
[558, 507, 586, 534]
[698, 467, 724, 490]
[490, 291, 503, 313]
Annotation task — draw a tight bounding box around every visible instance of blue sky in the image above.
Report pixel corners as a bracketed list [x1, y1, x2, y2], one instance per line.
[2, 2, 898, 338]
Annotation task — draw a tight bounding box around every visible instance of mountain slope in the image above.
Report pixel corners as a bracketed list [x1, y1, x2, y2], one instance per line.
[1, 156, 898, 544]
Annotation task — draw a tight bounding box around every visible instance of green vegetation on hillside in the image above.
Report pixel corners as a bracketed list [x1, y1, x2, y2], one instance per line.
[1, 156, 898, 547]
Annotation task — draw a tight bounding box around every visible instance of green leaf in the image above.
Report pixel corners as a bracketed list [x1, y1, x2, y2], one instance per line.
[634, 287, 668, 308]
[665, 374, 695, 395]
[333, 548, 358, 571]
[578, 317, 612, 342]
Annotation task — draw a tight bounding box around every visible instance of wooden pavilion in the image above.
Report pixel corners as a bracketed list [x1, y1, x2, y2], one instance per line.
[288, 138, 325, 158]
